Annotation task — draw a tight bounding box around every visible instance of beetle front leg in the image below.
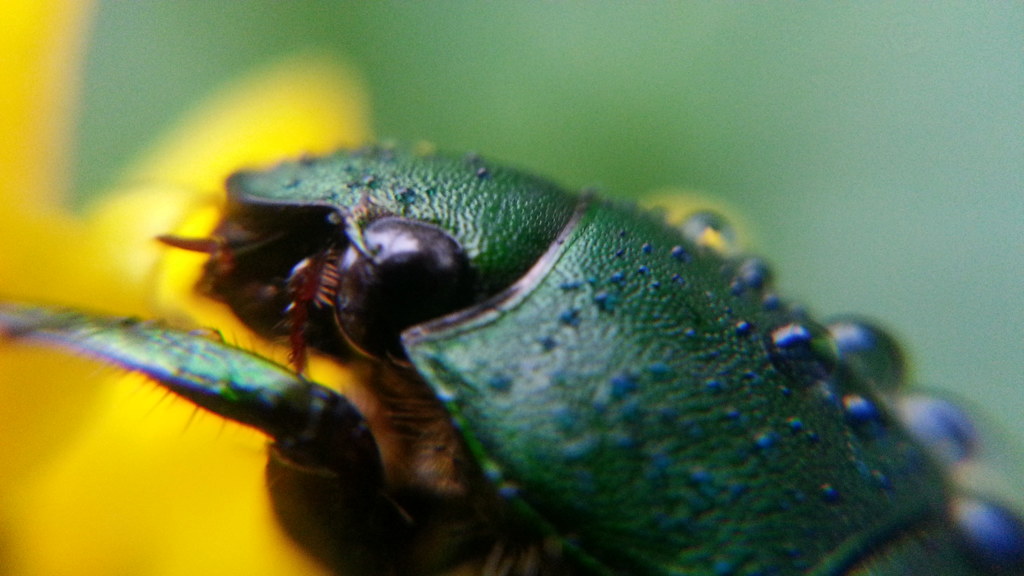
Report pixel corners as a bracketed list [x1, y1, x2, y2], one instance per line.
[0, 303, 403, 572]
[0, 301, 393, 486]
[0, 303, 381, 477]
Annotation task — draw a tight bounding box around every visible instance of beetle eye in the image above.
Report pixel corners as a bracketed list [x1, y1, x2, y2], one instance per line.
[335, 217, 473, 358]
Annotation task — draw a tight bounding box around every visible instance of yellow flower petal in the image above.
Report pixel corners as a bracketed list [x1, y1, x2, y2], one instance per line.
[8, 378, 324, 576]
[0, 0, 93, 304]
[0, 0, 97, 500]
[2, 34, 371, 576]
[0, 0, 91, 211]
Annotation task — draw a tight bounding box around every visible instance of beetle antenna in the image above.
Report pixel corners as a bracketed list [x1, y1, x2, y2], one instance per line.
[157, 234, 236, 275]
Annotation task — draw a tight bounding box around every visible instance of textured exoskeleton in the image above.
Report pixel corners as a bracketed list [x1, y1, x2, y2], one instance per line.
[2, 148, 1021, 575]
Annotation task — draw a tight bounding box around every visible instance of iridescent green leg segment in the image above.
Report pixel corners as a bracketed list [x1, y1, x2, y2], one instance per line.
[0, 302, 381, 480]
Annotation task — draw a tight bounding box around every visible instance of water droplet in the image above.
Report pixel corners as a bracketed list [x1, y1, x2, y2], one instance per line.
[772, 323, 811, 348]
[498, 482, 520, 499]
[754, 431, 779, 450]
[705, 378, 724, 393]
[819, 483, 840, 503]
[690, 467, 713, 484]
[842, 394, 887, 439]
[767, 322, 838, 384]
[681, 211, 738, 254]
[951, 497, 1024, 574]
[828, 317, 906, 393]
[898, 395, 979, 465]
[734, 320, 752, 336]
[396, 187, 417, 205]
[842, 394, 882, 425]
[729, 257, 773, 296]
[593, 291, 617, 312]
[669, 245, 690, 262]
[434, 386, 459, 403]
[559, 308, 580, 326]
[610, 373, 638, 399]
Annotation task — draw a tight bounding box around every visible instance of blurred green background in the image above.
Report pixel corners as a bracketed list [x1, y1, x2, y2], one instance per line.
[75, 4, 1022, 465]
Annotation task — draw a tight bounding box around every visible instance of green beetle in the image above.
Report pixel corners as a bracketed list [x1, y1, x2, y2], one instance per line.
[1, 147, 1021, 575]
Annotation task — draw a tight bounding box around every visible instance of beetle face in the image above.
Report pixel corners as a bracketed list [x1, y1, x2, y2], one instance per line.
[189, 149, 580, 364]
[3, 147, 1022, 575]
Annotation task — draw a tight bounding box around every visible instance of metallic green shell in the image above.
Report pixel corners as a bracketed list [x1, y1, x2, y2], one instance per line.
[4, 147, 1016, 575]
[398, 190, 964, 574]
[228, 149, 579, 297]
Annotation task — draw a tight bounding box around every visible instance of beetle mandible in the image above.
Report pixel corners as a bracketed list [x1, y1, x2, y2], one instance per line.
[2, 147, 1022, 575]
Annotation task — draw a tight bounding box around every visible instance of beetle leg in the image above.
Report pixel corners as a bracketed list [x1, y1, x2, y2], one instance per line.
[283, 251, 341, 373]
[0, 302, 381, 480]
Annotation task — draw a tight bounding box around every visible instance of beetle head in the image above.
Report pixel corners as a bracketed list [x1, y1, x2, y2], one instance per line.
[167, 147, 580, 366]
